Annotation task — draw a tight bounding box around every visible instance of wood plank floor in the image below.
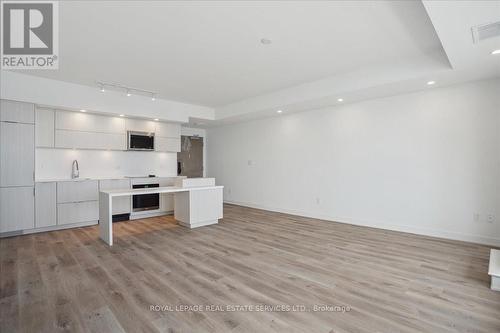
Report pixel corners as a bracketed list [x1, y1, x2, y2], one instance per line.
[1, 204, 500, 333]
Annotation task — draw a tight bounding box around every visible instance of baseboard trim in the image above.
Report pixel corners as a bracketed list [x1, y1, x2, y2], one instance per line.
[0, 220, 98, 238]
[224, 200, 500, 247]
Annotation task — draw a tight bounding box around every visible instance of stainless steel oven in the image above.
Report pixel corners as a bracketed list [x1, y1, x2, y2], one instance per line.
[132, 183, 160, 211]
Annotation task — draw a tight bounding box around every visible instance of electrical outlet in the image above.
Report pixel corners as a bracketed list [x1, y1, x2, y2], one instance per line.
[487, 214, 495, 223]
[473, 213, 480, 222]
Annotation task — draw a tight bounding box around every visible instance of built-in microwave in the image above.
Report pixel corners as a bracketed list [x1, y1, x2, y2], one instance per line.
[127, 131, 155, 151]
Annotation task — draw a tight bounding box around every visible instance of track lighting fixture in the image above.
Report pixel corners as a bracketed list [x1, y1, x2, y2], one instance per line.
[96, 81, 157, 101]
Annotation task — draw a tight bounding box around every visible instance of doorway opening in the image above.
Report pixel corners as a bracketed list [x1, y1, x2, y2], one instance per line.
[177, 135, 203, 178]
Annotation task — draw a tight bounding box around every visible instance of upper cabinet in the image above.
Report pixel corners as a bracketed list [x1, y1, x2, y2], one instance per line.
[33, 109, 181, 152]
[154, 122, 181, 152]
[56, 110, 125, 133]
[55, 130, 126, 150]
[0, 100, 34, 124]
[35, 108, 55, 147]
[125, 118, 156, 133]
[53, 110, 126, 150]
[155, 122, 181, 138]
[155, 137, 181, 153]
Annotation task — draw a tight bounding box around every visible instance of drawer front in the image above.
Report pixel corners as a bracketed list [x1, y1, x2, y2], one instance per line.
[57, 180, 98, 203]
[99, 179, 131, 215]
[57, 201, 98, 225]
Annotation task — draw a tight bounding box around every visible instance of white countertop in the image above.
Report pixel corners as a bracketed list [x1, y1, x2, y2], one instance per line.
[101, 185, 224, 197]
[35, 175, 181, 183]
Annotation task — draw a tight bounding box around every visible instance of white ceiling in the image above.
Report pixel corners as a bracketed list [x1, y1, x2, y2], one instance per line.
[10, 0, 500, 126]
[20, 1, 445, 105]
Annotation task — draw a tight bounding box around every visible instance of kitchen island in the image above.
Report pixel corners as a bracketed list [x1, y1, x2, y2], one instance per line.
[99, 178, 223, 245]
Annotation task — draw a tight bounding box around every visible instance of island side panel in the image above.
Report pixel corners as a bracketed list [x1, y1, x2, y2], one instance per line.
[182, 188, 223, 228]
[99, 192, 113, 245]
[174, 191, 190, 225]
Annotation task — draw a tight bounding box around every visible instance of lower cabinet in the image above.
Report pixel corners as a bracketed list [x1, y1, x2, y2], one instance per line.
[35, 182, 57, 228]
[159, 177, 175, 212]
[57, 201, 99, 225]
[57, 180, 98, 203]
[0, 187, 35, 233]
[99, 179, 131, 215]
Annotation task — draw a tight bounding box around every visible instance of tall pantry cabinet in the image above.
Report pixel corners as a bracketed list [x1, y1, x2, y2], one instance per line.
[0, 100, 35, 233]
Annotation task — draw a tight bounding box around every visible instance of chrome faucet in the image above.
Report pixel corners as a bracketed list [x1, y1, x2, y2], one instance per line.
[71, 160, 80, 179]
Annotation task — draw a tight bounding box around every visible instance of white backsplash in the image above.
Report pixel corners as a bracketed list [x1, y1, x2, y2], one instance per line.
[36, 148, 177, 180]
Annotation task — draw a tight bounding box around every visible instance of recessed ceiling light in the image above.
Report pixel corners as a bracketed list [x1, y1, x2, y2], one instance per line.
[154, 118, 159, 121]
[491, 49, 500, 55]
[276, 110, 283, 114]
[337, 98, 343, 102]
[126, 90, 131, 97]
[100, 86, 105, 92]
[119, 114, 124, 117]
[80, 109, 86, 112]
[261, 38, 272, 45]
[427, 81, 436, 85]
[151, 94, 156, 101]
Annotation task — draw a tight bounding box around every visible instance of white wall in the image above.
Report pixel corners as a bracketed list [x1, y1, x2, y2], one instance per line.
[36, 148, 177, 180]
[207, 78, 500, 246]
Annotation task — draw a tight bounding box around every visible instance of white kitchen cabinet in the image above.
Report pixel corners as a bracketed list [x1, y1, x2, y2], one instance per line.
[159, 177, 176, 212]
[35, 108, 55, 147]
[0, 100, 34, 124]
[174, 187, 223, 228]
[35, 182, 56, 228]
[99, 179, 131, 215]
[161, 193, 174, 212]
[57, 201, 99, 225]
[0, 187, 35, 233]
[57, 180, 98, 203]
[155, 122, 181, 138]
[55, 129, 126, 150]
[125, 118, 156, 133]
[155, 137, 181, 152]
[0, 122, 35, 187]
[190, 188, 223, 222]
[55, 110, 125, 133]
